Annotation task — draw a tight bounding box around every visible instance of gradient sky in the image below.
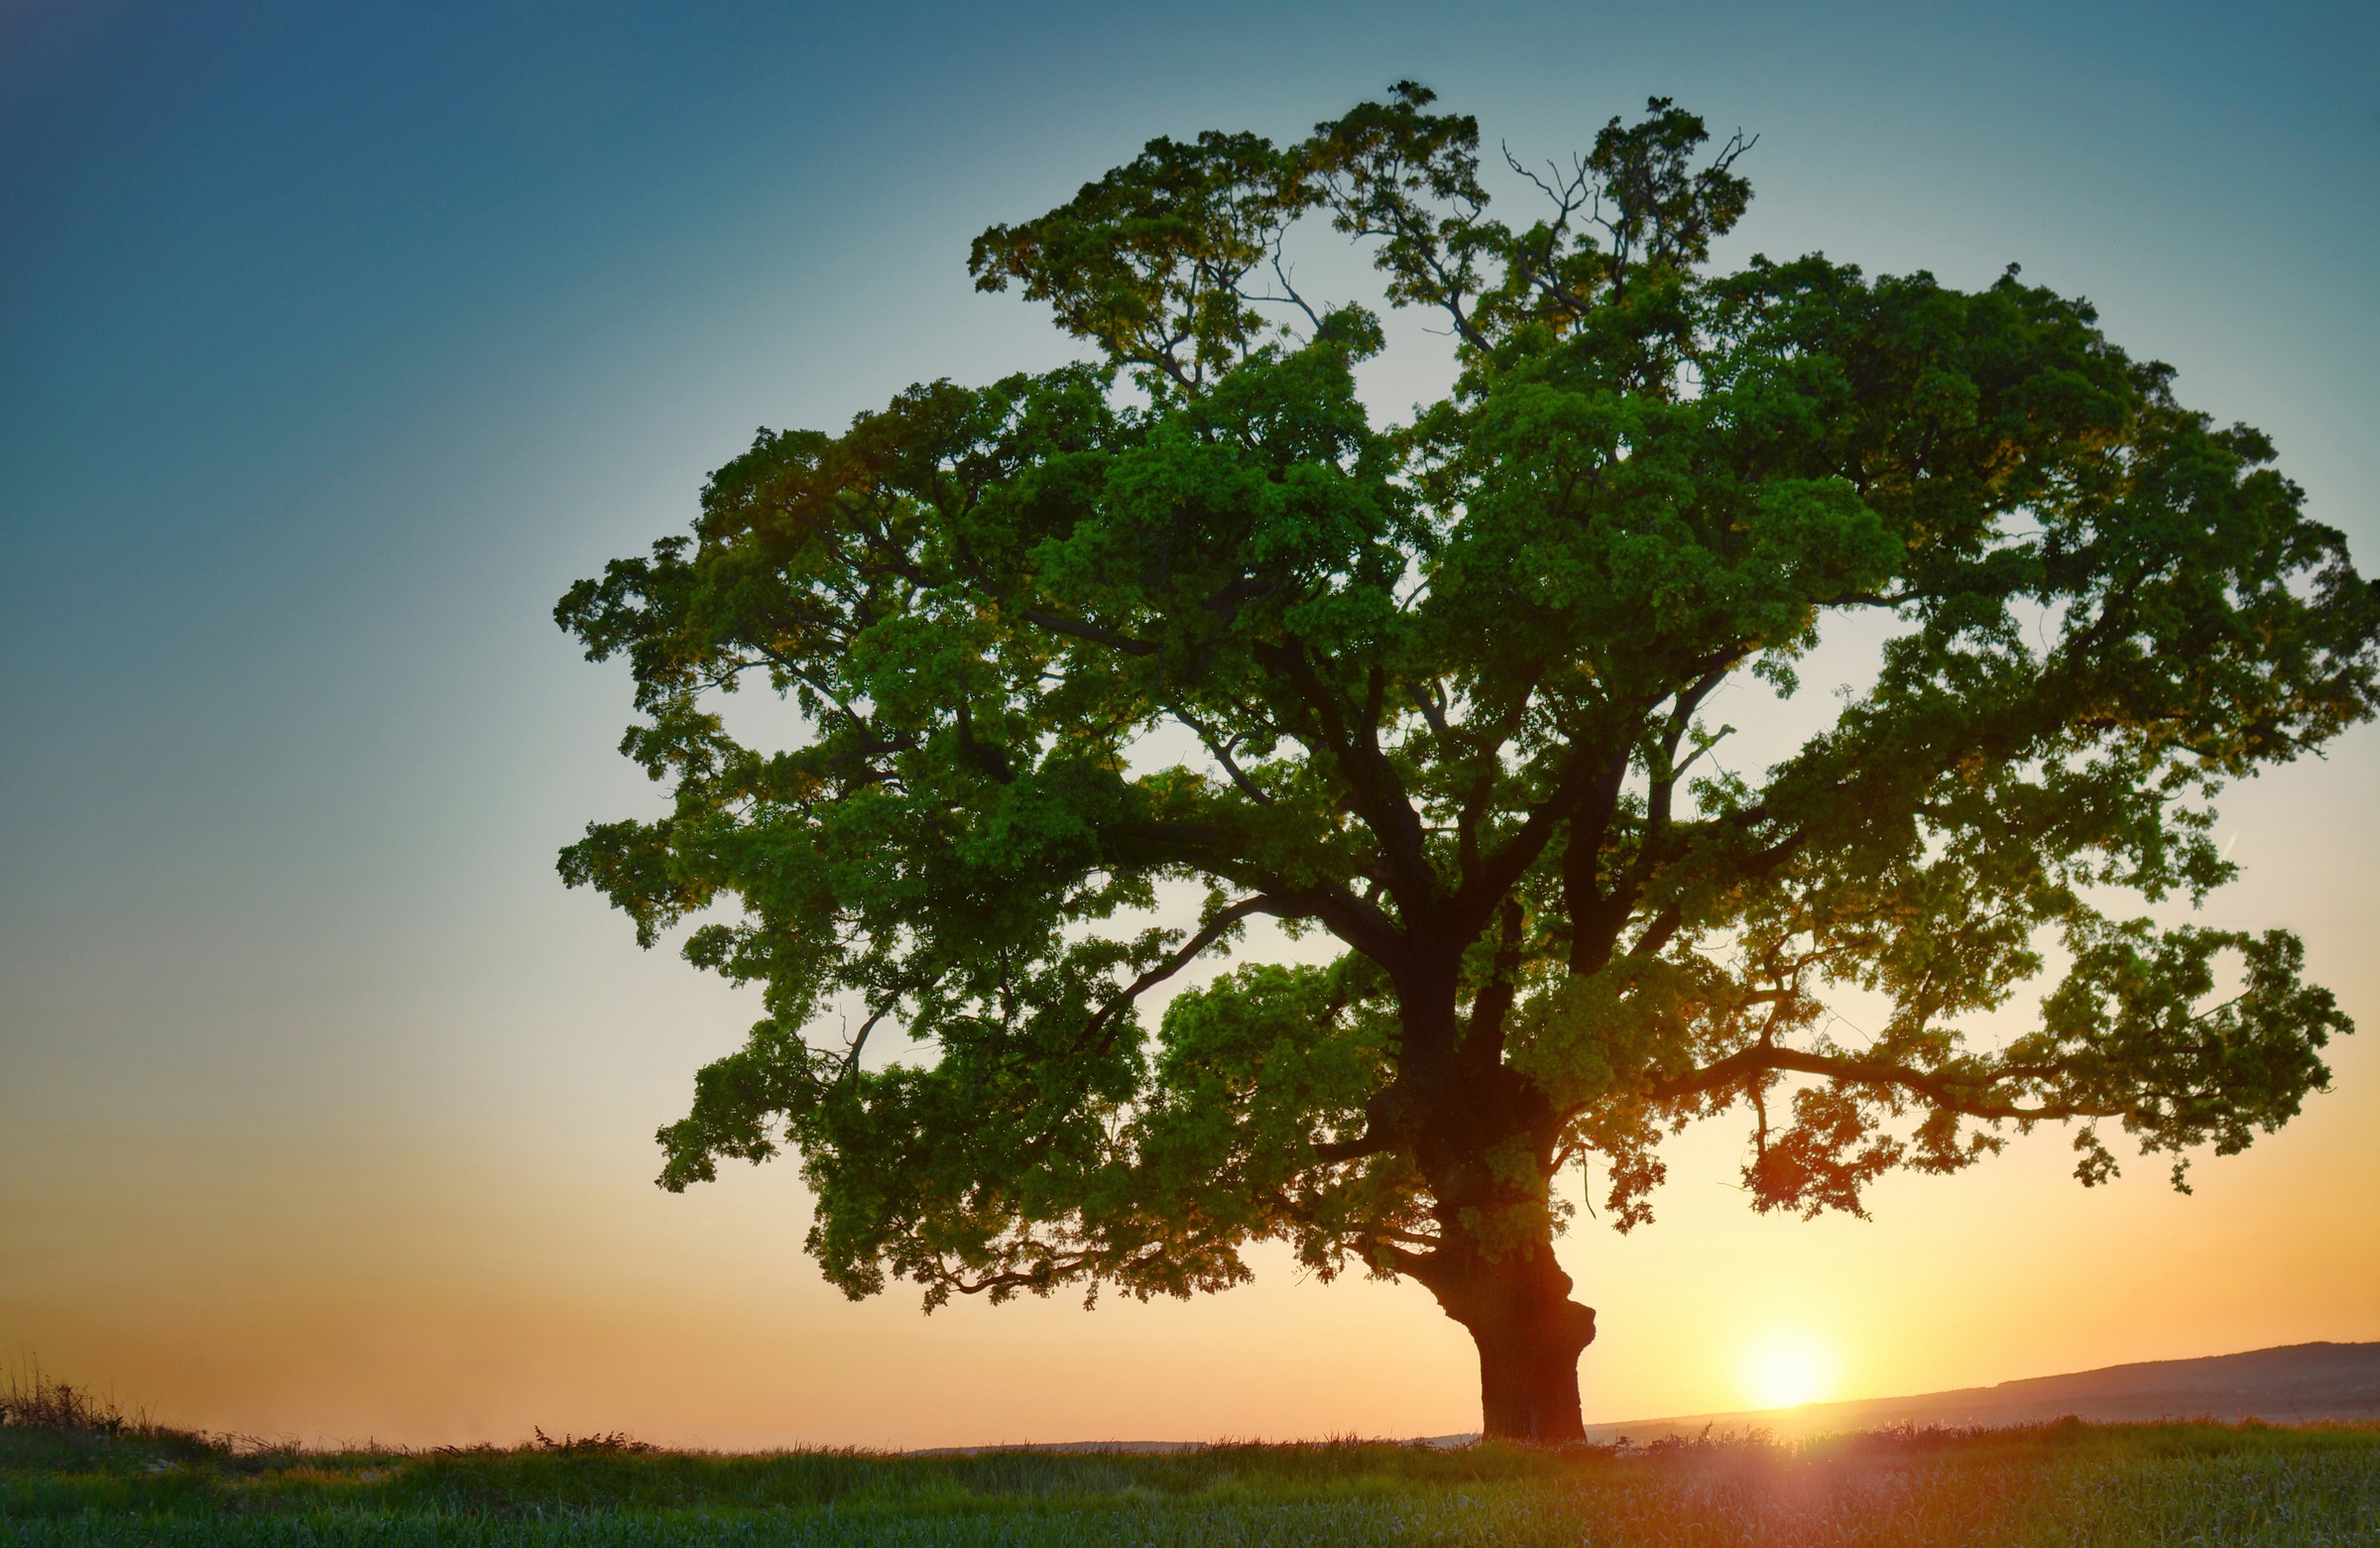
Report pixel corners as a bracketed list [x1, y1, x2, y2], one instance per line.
[4, 0, 2376, 1449]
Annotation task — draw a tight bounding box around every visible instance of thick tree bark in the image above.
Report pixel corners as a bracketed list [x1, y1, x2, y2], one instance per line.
[1435, 1245, 1597, 1443]
[1402, 1226, 1598, 1443]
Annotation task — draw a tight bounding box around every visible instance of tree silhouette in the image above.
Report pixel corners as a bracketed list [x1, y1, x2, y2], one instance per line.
[558, 86, 2375, 1441]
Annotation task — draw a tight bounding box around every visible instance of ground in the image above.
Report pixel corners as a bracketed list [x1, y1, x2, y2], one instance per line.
[4, 1411, 2378, 1545]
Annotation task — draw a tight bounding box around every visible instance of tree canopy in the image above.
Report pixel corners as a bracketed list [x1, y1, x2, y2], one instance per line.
[558, 85, 2376, 1439]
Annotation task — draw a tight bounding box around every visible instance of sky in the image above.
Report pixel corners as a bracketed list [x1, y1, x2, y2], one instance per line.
[3, 0, 2376, 1449]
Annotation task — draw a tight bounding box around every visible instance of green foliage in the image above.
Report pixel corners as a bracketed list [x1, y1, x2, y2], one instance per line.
[556, 85, 2377, 1316]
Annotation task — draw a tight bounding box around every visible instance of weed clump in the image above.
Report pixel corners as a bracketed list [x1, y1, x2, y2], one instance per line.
[531, 1428, 656, 1455]
[0, 1370, 130, 1438]
[0, 1363, 220, 1475]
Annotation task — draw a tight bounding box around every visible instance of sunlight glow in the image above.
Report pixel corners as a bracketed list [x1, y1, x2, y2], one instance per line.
[1742, 1332, 1837, 1410]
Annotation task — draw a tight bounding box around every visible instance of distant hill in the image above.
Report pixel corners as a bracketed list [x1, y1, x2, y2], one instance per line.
[1585, 1342, 2380, 1443]
[908, 1342, 2380, 1454]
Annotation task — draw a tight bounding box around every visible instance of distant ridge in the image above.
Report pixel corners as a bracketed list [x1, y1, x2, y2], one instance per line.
[1585, 1341, 2380, 1442]
[907, 1342, 2380, 1454]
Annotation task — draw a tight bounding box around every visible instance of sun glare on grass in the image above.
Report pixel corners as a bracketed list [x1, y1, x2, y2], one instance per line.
[1743, 1332, 1837, 1410]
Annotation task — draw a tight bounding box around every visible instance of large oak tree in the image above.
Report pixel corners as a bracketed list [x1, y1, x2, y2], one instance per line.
[558, 87, 2376, 1441]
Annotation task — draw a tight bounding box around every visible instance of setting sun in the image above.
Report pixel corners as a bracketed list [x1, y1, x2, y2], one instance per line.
[1744, 1334, 1838, 1410]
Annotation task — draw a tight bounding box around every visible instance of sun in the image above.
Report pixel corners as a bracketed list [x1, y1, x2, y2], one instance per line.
[1742, 1332, 1837, 1410]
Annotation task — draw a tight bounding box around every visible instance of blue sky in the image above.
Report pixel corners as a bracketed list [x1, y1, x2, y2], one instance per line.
[4, 0, 2376, 1444]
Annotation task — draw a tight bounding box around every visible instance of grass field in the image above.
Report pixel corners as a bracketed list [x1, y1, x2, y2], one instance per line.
[4, 1376, 2376, 1546]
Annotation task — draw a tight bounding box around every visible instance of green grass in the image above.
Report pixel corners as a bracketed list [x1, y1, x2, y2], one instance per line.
[4, 1397, 2376, 1545]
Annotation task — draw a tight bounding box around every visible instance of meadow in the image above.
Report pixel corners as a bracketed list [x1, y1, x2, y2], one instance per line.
[4, 1374, 2377, 1546]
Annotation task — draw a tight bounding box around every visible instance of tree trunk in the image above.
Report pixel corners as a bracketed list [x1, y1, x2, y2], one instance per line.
[1417, 1239, 1598, 1444]
[1471, 1289, 1597, 1443]
[1389, 982, 1595, 1441]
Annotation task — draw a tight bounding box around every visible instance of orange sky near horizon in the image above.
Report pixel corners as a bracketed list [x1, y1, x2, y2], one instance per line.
[11, 1022, 2377, 1451]
[10, 727, 2375, 1449]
